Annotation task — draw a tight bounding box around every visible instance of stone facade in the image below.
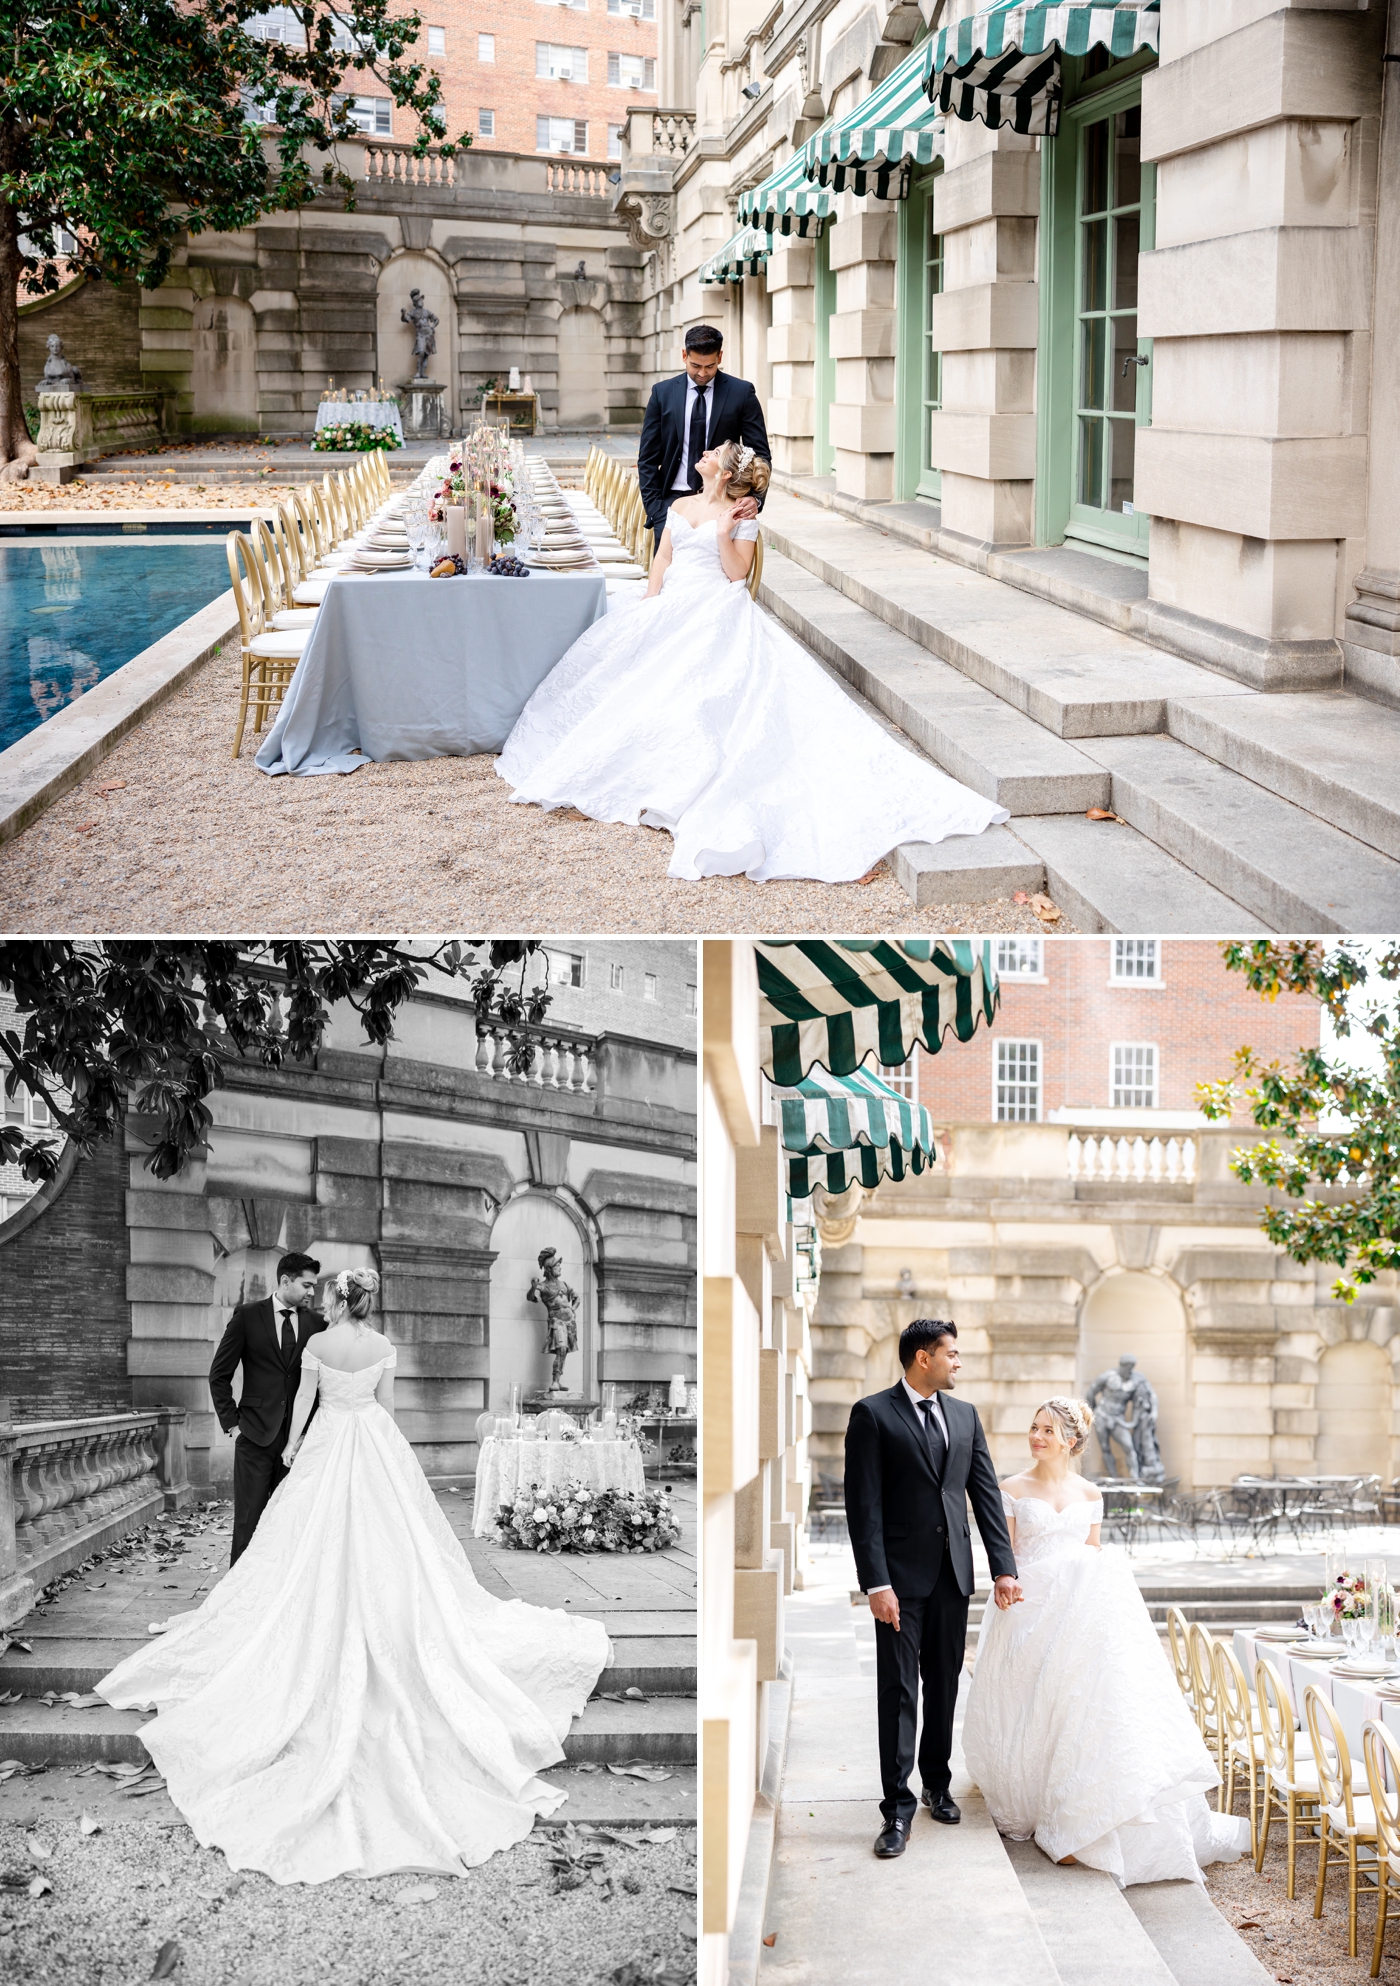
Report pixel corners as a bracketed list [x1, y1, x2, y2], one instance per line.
[16, 142, 647, 435]
[619, 0, 1400, 699]
[0, 947, 697, 1487]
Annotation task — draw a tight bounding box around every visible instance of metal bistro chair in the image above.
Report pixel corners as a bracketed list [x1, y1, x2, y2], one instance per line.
[1306, 1682, 1381, 1957]
[1363, 1717, 1400, 1976]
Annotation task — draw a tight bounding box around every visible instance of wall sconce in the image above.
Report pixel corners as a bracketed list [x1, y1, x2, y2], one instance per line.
[741, 81, 763, 100]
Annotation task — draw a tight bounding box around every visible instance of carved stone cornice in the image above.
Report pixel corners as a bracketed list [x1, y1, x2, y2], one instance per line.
[615, 189, 676, 250]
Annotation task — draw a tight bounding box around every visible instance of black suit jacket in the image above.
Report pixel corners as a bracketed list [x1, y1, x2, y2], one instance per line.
[636, 370, 771, 536]
[208, 1296, 327, 1451]
[844, 1384, 1017, 1600]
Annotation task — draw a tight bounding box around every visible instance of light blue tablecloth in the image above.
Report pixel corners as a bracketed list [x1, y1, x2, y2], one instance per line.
[255, 567, 608, 776]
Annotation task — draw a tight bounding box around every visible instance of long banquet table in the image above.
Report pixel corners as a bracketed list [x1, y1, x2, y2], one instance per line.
[471, 1433, 646, 1536]
[255, 565, 608, 776]
[1234, 1626, 1400, 1786]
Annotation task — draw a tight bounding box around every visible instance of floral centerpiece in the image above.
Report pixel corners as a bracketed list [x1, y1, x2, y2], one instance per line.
[1326, 1569, 1372, 1620]
[495, 1481, 681, 1555]
[312, 419, 402, 453]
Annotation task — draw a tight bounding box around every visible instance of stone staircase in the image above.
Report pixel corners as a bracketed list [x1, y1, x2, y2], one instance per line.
[760, 488, 1400, 929]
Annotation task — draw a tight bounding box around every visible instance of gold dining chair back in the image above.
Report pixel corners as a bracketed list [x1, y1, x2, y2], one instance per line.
[1188, 1622, 1222, 1770]
[746, 529, 764, 601]
[1166, 1606, 1194, 1707]
[1363, 1718, 1400, 1976]
[227, 532, 283, 759]
[1214, 1638, 1263, 1856]
[254, 515, 296, 614]
[1255, 1657, 1321, 1898]
[1306, 1683, 1380, 1957]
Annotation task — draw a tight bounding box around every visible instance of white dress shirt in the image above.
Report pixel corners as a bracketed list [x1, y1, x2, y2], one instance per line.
[671, 378, 714, 492]
[868, 1380, 950, 1598]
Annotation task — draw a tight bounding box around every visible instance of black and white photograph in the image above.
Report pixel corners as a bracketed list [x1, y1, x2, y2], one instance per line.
[0, 939, 697, 1983]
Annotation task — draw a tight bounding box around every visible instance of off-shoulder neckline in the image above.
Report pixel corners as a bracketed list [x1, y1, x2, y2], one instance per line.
[304, 1348, 395, 1375]
[1003, 1491, 1104, 1512]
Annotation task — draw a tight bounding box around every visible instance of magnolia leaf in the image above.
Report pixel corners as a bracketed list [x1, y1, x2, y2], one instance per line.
[151, 1938, 182, 1978]
[606, 1764, 673, 1783]
[28, 1875, 53, 1898]
[79, 1812, 102, 1836]
[26, 1837, 53, 1861]
[395, 1883, 439, 1906]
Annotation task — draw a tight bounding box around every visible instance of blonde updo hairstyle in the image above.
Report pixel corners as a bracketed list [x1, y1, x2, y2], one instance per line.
[716, 439, 771, 503]
[330, 1266, 381, 1324]
[1033, 1396, 1093, 1458]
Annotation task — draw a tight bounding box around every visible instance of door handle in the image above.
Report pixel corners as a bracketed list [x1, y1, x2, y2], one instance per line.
[1121, 354, 1150, 377]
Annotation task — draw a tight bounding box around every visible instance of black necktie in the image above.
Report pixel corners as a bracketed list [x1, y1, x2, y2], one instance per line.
[687, 384, 708, 491]
[280, 1308, 296, 1362]
[919, 1398, 945, 1476]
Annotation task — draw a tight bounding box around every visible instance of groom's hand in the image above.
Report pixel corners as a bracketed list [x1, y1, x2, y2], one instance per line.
[730, 496, 759, 521]
[868, 1589, 900, 1632]
[992, 1576, 1023, 1610]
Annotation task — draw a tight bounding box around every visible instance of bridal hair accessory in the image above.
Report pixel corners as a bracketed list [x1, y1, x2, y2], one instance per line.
[334, 1267, 381, 1301]
[732, 443, 755, 472]
[1036, 1397, 1093, 1455]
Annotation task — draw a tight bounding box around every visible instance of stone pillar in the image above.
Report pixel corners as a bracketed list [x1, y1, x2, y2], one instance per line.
[829, 207, 896, 502]
[765, 236, 816, 476]
[253, 223, 305, 436]
[152, 1406, 194, 1511]
[0, 1404, 36, 1630]
[139, 257, 197, 434]
[927, 127, 1039, 555]
[1135, 1, 1385, 689]
[124, 1131, 220, 1487]
[1344, 0, 1400, 704]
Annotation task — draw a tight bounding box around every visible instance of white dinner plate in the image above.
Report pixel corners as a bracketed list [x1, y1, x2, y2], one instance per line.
[1333, 1660, 1390, 1677]
[1286, 1640, 1340, 1657]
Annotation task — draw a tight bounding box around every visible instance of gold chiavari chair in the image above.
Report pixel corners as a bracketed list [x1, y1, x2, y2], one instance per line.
[1363, 1718, 1400, 1976]
[226, 531, 310, 759]
[309, 483, 353, 564]
[1306, 1684, 1381, 1957]
[1166, 1606, 1195, 1717]
[280, 497, 335, 603]
[252, 517, 318, 630]
[1256, 1657, 1324, 1898]
[1189, 1623, 1223, 1783]
[746, 529, 764, 601]
[1215, 1639, 1264, 1857]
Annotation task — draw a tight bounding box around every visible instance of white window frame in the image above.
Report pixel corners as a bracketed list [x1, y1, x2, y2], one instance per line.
[609, 0, 655, 14]
[993, 1039, 1041, 1122]
[875, 1047, 920, 1102]
[478, 31, 495, 59]
[686, 983, 697, 1015]
[537, 115, 589, 153]
[1110, 1041, 1159, 1110]
[609, 961, 625, 992]
[332, 93, 393, 136]
[994, 937, 1045, 982]
[1109, 938, 1162, 986]
[608, 122, 624, 159]
[427, 23, 445, 52]
[643, 973, 658, 1001]
[537, 42, 588, 81]
[478, 108, 496, 137]
[607, 50, 656, 88]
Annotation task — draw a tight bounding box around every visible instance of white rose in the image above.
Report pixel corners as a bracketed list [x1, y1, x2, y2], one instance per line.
[533, 1507, 547, 1523]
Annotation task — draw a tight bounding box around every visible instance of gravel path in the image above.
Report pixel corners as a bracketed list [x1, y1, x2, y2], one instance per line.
[0, 632, 1064, 934]
[0, 1811, 696, 1985]
[1205, 1799, 1400, 1984]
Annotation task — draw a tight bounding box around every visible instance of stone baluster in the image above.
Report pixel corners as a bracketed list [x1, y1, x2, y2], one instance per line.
[0, 1401, 35, 1629]
[1067, 1133, 1083, 1180]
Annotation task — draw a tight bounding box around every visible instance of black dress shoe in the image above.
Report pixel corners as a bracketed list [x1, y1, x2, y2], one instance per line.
[921, 1790, 961, 1824]
[873, 1820, 910, 1858]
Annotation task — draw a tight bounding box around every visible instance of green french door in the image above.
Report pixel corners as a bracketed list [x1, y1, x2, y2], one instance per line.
[1038, 74, 1155, 558]
[814, 228, 836, 477]
[895, 164, 943, 503]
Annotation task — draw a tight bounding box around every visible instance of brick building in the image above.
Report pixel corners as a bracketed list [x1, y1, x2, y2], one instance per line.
[326, 0, 658, 163]
[914, 936, 1320, 1126]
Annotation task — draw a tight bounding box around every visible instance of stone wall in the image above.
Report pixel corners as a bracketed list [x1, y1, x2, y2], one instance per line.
[18, 280, 144, 404]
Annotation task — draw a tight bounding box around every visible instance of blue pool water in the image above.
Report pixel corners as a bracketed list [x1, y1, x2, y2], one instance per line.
[0, 540, 231, 755]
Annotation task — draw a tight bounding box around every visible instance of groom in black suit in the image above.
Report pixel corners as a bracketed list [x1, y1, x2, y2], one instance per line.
[209, 1250, 325, 1565]
[636, 324, 772, 547]
[845, 1319, 1021, 1857]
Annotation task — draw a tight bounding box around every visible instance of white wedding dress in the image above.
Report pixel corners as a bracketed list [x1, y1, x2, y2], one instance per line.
[961, 1494, 1250, 1885]
[496, 511, 1009, 882]
[97, 1350, 610, 1884]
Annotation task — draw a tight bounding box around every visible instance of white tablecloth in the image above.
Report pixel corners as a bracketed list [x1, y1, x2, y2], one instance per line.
[316, 399, 405, 443]
[1234, 1626, 1400, 1785]
[471, 1435, 646, 1536]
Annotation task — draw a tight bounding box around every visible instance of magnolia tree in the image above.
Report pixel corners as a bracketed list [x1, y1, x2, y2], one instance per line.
[0, 940, 551, 1181]
[0, 0, 469, 479]
[1198, 939, 1400, 1303]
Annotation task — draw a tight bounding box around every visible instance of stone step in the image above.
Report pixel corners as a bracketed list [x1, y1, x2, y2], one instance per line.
[1167, 688, 1400, 864]
[0, 1690, 694, 1768]
[893, 830, 1048, 907]
[759, 548, 1112, 814]
[760, 491, 1251, 741]
[1083, 733, 1400, 930]
[1008, 812, 1265, 933]
[0, 1631, 696, 1699]
[1003, 1837, 1179, 1986]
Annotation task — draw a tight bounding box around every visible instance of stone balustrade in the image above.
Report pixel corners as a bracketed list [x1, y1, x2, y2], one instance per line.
[545, 161, 612, 198]
[0, 1404, 192, 1629]
[363, 143, 456, 186]
[35, 389, 163, 486]
[651, 111, 696, 156]
[473, 1023, 596, 1094]
[1067, 1130, 1198, 1186]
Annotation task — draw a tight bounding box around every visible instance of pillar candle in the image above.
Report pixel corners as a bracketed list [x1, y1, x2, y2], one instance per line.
[444, 505, 466, 560]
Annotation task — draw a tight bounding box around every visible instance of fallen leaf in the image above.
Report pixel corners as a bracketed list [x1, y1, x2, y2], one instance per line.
[79, 1812, 101, 1836]
[1012, 890, 1029, 905]
[96, 781, 127, 794]
[1029, 892, 1062, 925]
[11, 1640, 31, 1653]
[854, 863, 885, 885]
[396, 1883, 439, 1906]
[572, 1761, 601, 1773]
[26, 1837, 53, 1861]
[606, 1764, 673, 1782]
[74, 822, 96, 835]
[151, 1937, 182, 1978]
[637, 1826, 678, 1844]
[0, 1691, 22, 1705]
[623, 1686, 648, 1702]
[28, 1875, 52, 1898]
[1085, 807, 1124, 823]
[1235, 1920, 1262, 1930]
[147, 1622, 168, 1635]
[763, 1934, 777, 1948]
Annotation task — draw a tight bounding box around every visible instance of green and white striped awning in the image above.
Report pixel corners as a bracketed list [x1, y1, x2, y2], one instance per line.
[805, 39, 946, 193]
[923, 0, 1159, 136]
[777, 1062, 939, 1199]
[736, 150, 834, 236]
[757, 939, 999, 1086]
[699, 224, 771, 285]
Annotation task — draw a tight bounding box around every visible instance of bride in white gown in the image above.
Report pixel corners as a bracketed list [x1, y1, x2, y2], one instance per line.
[961, 1397, 1250, 1886]
[97, 1269, 610, 1885]
[496, 440, 1008, 883]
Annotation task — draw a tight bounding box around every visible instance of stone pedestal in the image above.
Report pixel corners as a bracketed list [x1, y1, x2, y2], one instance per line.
[523, 1393, 598, 1426]
[35, 389, 162, 484]
[399, 379, 447, 440]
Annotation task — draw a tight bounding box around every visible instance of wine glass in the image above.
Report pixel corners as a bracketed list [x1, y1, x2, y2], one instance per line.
[1357, 1611, 1378, 1663]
